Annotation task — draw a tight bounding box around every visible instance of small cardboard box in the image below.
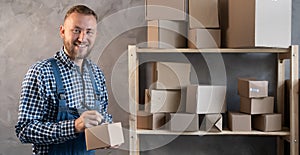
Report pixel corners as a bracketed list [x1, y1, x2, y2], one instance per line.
[148, 20, 187, 48]
[189, 0, 219, 28]
[252, 114, 282, 132]
[224, 0, 291, 48]
[167, 113, 199, 132]
[186, 85, 226, 114]
[137, 111, 166, 130]
[153, 62, 191, 89]
[228, 112, 251, 131]
[85, 122, 124, 150]
[240, 96, 274, 114]
[145, 89, 181, 113]
[137, 111, 153, 129]
[200, 114, 222, 132]
[188, 29, 221, 48]
[146, 0, 187, 21]
[238, 78, 268, 98]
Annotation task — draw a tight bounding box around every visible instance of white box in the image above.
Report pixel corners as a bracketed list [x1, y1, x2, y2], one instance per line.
[225, 0, 291, 48]
[186, 85, 226, 114]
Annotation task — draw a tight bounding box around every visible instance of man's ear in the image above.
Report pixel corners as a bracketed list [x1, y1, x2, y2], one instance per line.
[59, 25, 64, 38]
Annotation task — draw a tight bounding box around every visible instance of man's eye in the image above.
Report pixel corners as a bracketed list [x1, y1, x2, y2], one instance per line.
[87, 31, 94, 35]
[72, 29, 81, 34]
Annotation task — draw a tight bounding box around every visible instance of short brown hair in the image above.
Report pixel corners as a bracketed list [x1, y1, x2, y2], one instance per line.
[64, 5, 98, 21]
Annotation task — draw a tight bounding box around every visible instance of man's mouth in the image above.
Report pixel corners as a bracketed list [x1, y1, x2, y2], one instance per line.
[75, 43, 88, 48]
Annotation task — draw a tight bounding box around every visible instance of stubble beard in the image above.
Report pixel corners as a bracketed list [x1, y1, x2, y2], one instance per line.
[64, 40, 93, 60]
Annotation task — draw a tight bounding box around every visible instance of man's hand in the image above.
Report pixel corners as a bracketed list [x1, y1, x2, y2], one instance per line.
[75, 110, 103, 133]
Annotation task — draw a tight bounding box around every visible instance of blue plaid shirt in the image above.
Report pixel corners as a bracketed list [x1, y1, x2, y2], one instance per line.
[15, 49, 112, 154]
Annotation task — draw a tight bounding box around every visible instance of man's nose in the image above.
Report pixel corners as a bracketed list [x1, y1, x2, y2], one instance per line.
[78, 31, 87, 42]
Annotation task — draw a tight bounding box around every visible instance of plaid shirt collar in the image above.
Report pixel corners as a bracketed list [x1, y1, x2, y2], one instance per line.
[55, 47, 89, 71]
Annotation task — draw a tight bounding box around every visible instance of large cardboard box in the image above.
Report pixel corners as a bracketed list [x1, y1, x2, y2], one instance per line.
[167, 113, 199, 132]
[148, 20, 187, 48]
[189, 0, 219, 28]
[252, 114, 282, 131]
[146, 0, 187, 21]
[188, 29, 221, 48]
[186, 85, 226, 114]
[200, 114, 222, 132]
[137, 111, 166, 130]
[145, 89, 181, 113]
[85, 122, 124, 150]
[224, 0, 291, 48]
[238, 78, 268, 98]
[153, 62, 191, 89]
[228, 112, 251, 131]
[240, 96, 274, 114]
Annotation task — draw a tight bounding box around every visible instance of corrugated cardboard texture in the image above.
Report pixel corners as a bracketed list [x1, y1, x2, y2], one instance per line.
[228, 112, 251, 131]
[186, 85, 226, 114]
[238, 78, 268, 98]
[240, 96, 274, 114]
[189, 0, 219, 28]
[146, 0, 187, 20]
[252, 114, 282, 132]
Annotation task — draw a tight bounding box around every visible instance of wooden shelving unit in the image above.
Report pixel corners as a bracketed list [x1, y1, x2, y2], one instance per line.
[128, 45, 299, 155]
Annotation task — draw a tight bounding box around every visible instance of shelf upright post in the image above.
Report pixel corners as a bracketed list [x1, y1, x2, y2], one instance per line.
[128, 45, 140, 155]
[290, 45, 299, 155]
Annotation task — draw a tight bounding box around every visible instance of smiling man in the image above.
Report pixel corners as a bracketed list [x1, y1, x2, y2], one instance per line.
[15, 5, 112, 155]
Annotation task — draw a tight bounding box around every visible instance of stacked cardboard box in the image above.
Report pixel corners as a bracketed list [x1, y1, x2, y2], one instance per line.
[146, 0, 188, 48]
[188, 0, 220, 48]
[137, 62, 191, 130]
[228, 78, 282, 132]
[186, 85, 227, 132]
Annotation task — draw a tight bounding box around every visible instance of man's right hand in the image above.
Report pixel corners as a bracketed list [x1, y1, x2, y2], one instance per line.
[74, 110, 103, 133]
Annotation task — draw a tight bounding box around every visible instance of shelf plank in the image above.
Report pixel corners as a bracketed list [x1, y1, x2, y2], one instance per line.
[136, 48, 290, 53]
[137, 129, 290, 136]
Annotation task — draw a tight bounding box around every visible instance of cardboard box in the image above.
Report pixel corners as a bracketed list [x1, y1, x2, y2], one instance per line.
[153, 62, 191, 89]
[85, 122, 124, 150]
[189, 0, 219, 28]
[137, 111, 153, 129]
[200, 114, 222, 132]
[238, 78, 268, 98]
[188, 29, 221, 48]
[240, 96, 274, 114]
[252, 114, 282, 131]
[186, 85, 226, 114]
[146, 0, 187, 21]
[148, 20, 187, 48]
[228, 112, 251, 131]
[145, 89, 181, 113]
[224, 0, 291, 48]
[136, 111, 167, 130]
[167, 113, 199, 132]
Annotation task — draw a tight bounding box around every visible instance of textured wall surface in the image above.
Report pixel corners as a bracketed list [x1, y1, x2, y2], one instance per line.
[0, 0, 299, 155]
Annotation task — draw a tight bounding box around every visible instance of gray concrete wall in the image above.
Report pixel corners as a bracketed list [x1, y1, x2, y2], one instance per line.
[0, 0, 299, 155]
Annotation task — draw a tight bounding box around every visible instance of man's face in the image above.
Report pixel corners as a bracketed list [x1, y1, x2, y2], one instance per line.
[60, 12, 97, 60]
